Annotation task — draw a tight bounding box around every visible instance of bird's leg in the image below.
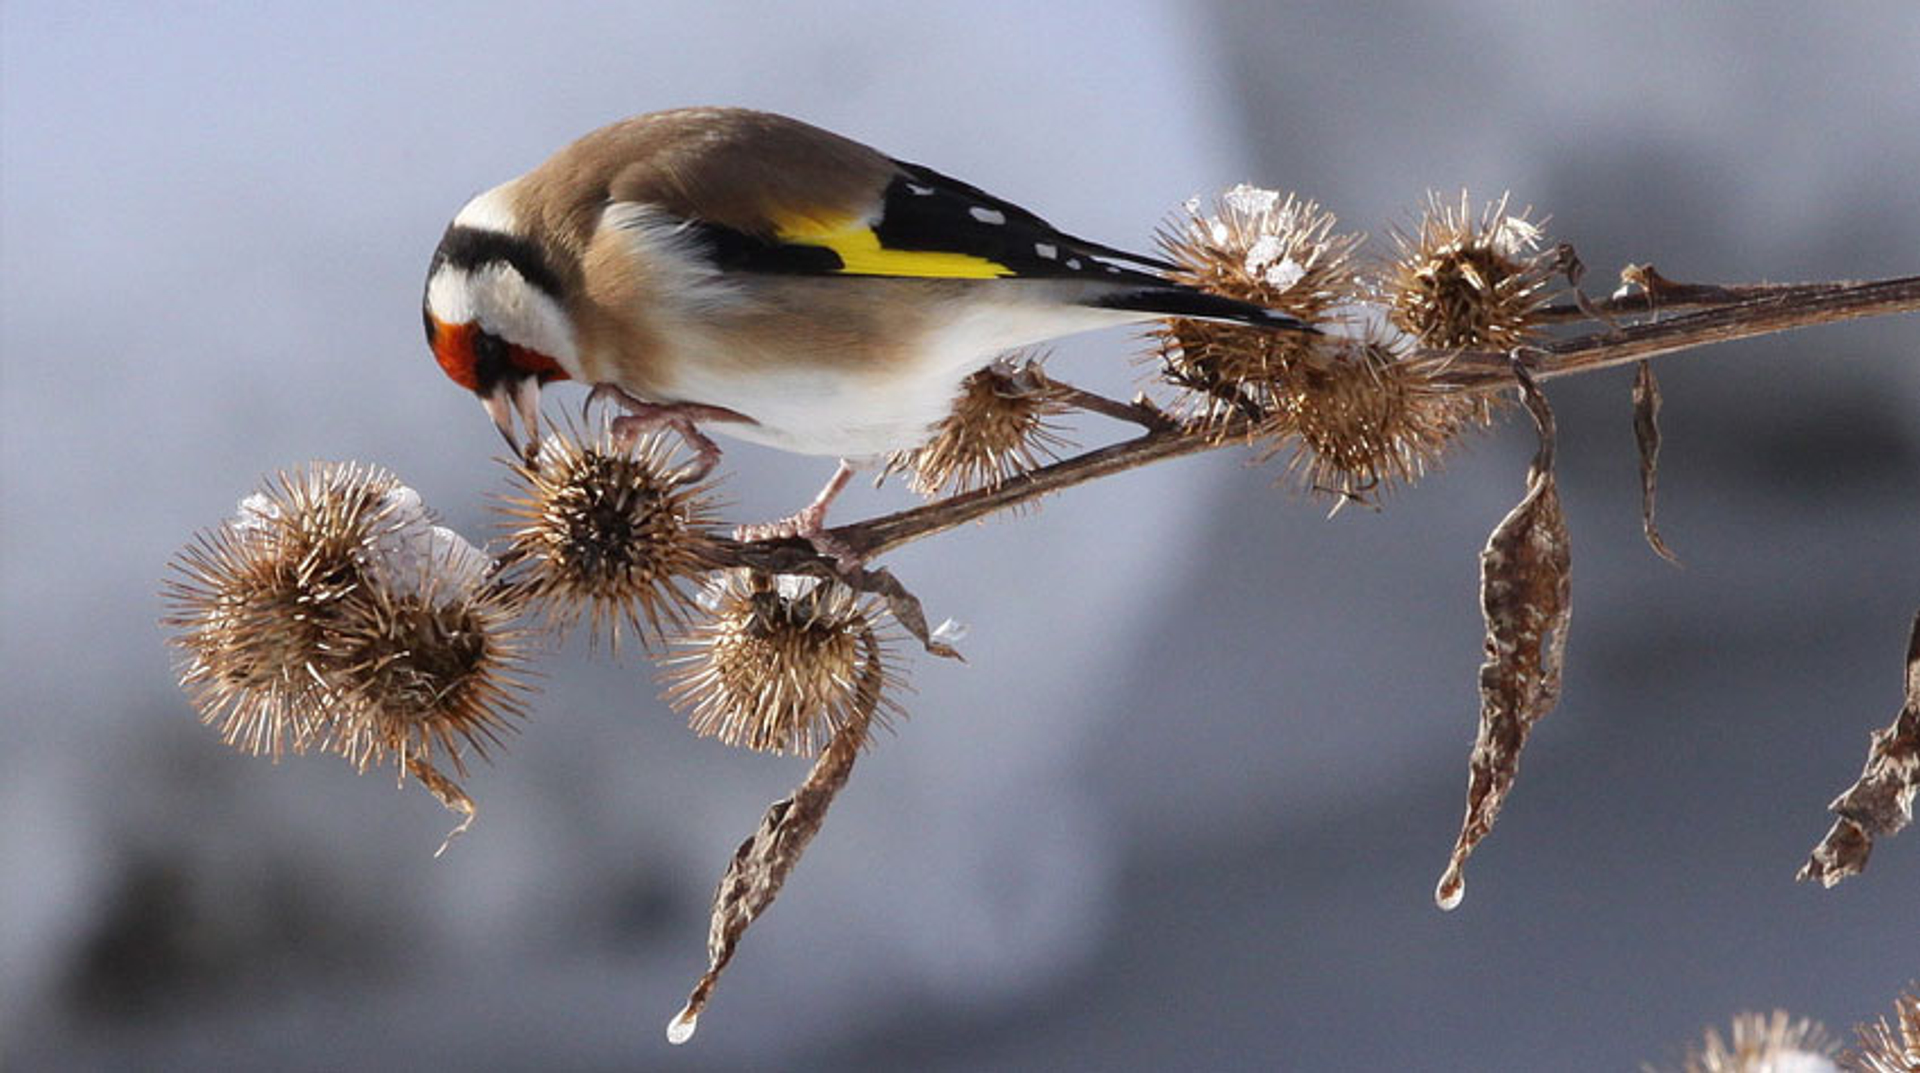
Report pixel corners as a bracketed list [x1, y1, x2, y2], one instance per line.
[586, 382, 742, 483]
[736, 459, 862, 571]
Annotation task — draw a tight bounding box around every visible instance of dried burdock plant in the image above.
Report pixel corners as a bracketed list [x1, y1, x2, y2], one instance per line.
[1800, 611, 1920, 887]
[1154, 186, 1363, 426]
[1652, 1011, 1839, 1073]
[1253, 326, 1498, 499]
[164, 521, 335, 759]
[1435, 361, 1570, 910]
[1152, 186, 1491, 500]
[1386, 190, 1556, 350]
[318, 560, 530, 845]
[301, 485, 531, 830]
[883, 354, 1074, 498]
[668, 614, 888, 1045]
[158, 175, 1920, 1044]
[163, 463, 529, 849]
[662, 570, 904, 756]
[1844, 987, 1920, 1073]
[498, 426, 722, 651]
[163, 462, 407, 757]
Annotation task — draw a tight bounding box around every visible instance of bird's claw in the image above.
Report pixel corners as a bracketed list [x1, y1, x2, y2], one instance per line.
[733, 512, 863, 575]
[734, 459, 862, 572]
[585, 382, 735, 484]
[610, 414, 721, 483]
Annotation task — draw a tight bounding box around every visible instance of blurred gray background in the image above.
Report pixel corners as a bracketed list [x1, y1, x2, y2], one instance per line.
[4, 3, 1917, 1070]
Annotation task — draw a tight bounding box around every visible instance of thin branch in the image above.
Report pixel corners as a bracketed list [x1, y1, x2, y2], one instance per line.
[1048, 383, 1180, 432]
[703, 273, 1918, 570]
[1533, 266, 1876, 323]
[1444, 273, 1920, 388]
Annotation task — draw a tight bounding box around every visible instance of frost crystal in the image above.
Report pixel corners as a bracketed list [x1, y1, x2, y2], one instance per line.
[1241, 234, 1283, 270]
[362, 485, 490, 601]
[233, 492, 279, 535]
[1263, 257, 1306, 291]
[1489, 214, 1543, 259]
[1220, 183, 1281, 218]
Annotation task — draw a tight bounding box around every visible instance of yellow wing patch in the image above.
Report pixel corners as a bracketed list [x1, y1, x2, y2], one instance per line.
[772, 214, 1013, 280]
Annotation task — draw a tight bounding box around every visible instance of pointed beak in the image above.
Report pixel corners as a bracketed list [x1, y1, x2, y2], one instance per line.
[479, 377, 543, 461]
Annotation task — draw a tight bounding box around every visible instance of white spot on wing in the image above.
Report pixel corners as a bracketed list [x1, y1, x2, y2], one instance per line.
[906, 183, 935, 196]
[1066, 258, 1082, 270]
[1034, 243, 1058, 259]
[969, 207, 1007, 225]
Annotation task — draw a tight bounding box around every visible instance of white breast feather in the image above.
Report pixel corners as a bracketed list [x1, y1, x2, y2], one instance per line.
[656, 300, 1144, 458]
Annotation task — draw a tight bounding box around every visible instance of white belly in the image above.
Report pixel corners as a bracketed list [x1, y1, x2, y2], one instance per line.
[652, 299, 1145, 459]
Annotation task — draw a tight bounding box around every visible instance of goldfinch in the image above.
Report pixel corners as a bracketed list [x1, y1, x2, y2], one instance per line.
[422, 107, 1307, 552]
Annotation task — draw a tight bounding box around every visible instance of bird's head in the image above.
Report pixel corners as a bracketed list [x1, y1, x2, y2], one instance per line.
[422, 186, 576, 456]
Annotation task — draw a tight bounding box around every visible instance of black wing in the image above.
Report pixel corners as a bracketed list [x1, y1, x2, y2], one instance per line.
[870, 159, 1179, 284]
[675, 159, 1313, 332]
[685, 158, 1174, 285]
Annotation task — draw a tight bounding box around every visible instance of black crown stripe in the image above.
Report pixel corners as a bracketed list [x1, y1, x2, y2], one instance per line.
[429, 224, 566, 302]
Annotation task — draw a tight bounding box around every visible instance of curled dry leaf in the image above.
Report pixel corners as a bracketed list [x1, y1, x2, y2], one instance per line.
[1633, 360, 1680, 563]
[848, 562, 964, 661]
[667, 625, 886, 1045]
[725, 536, 963, 662]
[406, 757, 478, 859]
[1435, 360, 1572, 910]
[1799, 611, 1920, 888]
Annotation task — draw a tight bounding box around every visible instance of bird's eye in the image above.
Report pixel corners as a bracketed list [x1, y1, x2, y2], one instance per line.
[472, 329, 506, 363]
[471, 328, 511, 388]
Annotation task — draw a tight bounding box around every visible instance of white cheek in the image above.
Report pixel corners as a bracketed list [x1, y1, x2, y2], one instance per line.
[425, 268, 475, 324]
[426, 265, 581, 377]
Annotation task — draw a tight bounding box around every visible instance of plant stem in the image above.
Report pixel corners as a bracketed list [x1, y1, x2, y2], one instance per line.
[710, 273, 1919, 567]
[1452, 273, 1920, 387]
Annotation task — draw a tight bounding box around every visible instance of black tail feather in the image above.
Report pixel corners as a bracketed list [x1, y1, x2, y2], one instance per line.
[1094, 286, 1318, 333]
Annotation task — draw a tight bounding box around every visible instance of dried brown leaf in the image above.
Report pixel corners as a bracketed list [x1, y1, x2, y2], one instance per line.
[406, 756, 477, 858]
[1633, 360, 1680, 563]
[722, 540, 961, 661]
[1436, 360, 1572, 910]
[848, 563, 963, 662]
[1560, 243, 1622, 333]
[667, 625, 886, 1044]
[1799, 611, 1920, 887]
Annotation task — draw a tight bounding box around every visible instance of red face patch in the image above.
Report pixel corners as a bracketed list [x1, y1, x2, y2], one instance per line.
[512, 344, 570, 383]
[425, 315, 570, 391]
[427, 316, 480, 390]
